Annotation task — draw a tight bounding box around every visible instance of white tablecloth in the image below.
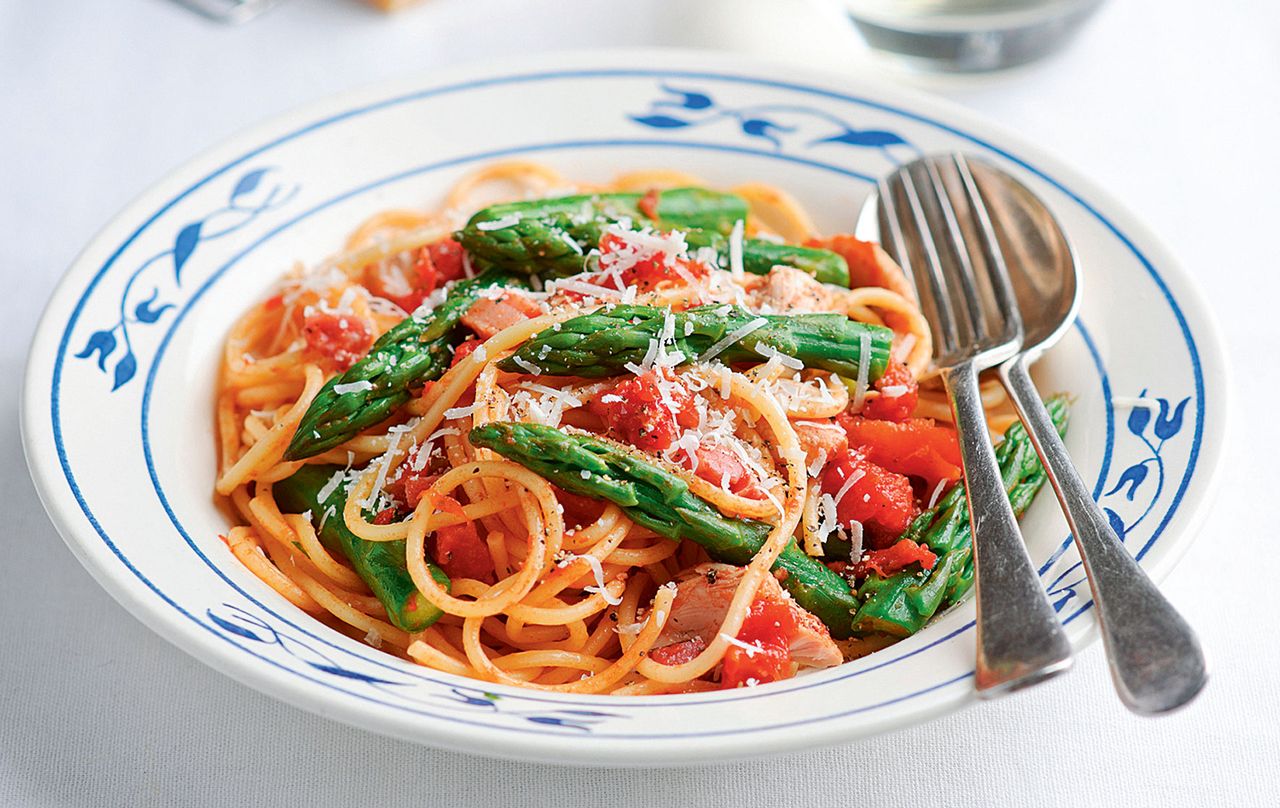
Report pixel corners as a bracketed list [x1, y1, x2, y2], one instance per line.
[3, 1, 1276, 805]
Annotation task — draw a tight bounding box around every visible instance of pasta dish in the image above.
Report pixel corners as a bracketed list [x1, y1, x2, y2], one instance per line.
[214, 161, 1063, 695]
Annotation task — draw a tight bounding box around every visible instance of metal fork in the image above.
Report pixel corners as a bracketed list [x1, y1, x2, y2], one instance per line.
[878, 154, 1073, 696]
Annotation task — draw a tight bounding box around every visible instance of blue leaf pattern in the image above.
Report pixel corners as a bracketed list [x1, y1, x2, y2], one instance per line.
[659, 84, 713, 110]
[1104, 462, 1148, 500]
[75, 329, 117, 370]
[203, 606, 625, 733]
[172, 222, 202, 282]
[230, 168, 269, 202]
[628, 84, 917, 161]
[1127, 389, 1151, 436]
[74, 168, 295, 391]
[814, 129, 910, 148]
[308, 663, 404, 685]
[629, 114, 691, 129]
[1103, 507, 1127, 538]
[133, 288, 173, 324]
[207, 610, 269, 642]
[1154, 397, 1189, 440]
[739, 118, 793, 149]
[111, 353, 137, 391]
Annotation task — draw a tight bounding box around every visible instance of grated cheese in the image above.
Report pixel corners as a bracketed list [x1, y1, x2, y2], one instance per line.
[475, 214, 521, 231]
[851, 332, 872, 412]
[720, 632, 763, 658]
[701, 316, 768, 364]
[443, 402, 480, 420]
[728, 219, 745, 279]
[333, 380, 374, 395]
[317, 469, 345, 503]
[927, 478, 949, 509]
[511, 356, 542, 376]
[752, 342, 803, 370]
[833, 466, 867, 508]
[807, 449, 828, 479]
[559, 553, 622, 605]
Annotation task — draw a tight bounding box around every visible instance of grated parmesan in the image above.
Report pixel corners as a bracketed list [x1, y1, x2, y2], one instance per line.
[720, 632, 763, 658]
[333, 380, 374, 395]
[701, 317, 768, 364]
[475, 214, 521, 231]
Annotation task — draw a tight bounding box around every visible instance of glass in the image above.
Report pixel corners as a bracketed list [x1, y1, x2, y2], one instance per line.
[844, 0, 1106, 72]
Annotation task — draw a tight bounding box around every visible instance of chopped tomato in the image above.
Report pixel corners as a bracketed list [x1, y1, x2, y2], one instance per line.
[806, 234, 912, 298]
[598, 231, 710, 291]
[637, 188, 662, 220]
[429, 494, 493, 582]
[822, 451, 919, 548]
[588, 372, 698, 452]
[425, 238, 467, 284]
[372, 507, 397, 525]
[720, 599, 795, 688]
[375, 238, 469, 312]
[460, 292, 542, 340]
[686, 443, 766, 500]
[839, 415, 961, 493]
[450, 337, 482, 368]
[649, 636, 707, 666]
[854, 539, 937, 579]
[302, 311, 372, 370]
[409, 246, 437, 305]
[861, 360, 918, 422]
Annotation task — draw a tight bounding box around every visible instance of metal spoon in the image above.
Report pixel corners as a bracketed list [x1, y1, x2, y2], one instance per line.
[858, 155, 1207, 714]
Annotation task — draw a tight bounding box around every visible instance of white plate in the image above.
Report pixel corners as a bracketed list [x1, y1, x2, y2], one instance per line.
[21, 50, 1226, 766]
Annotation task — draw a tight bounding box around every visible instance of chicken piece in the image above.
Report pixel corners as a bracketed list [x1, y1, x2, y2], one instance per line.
[746, 266, 840, 314]
[654, 563, 842, 668]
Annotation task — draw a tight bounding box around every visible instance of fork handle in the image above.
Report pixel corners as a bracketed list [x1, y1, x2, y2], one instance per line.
[999, 356, 1207, 713]
[940, 360, 1073, 696]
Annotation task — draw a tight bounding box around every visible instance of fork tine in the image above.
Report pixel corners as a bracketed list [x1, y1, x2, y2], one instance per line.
[875, 177, 920, 302]
[896, 168, 961, 353]
[923, 158, 989, 343]
[952, 154, 1024, 340]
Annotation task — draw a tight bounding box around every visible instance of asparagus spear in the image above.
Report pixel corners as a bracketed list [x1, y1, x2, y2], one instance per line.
[274, 465, 450, 633]
[457, 188, 851, 286]
[284, 270, 524, 461]
[498, 304, 893, 381]
[456, 215, 850, 286]
[466, 188, 749, 235]
[468, 422, 861, 638]
[851, 395, 1068, 637]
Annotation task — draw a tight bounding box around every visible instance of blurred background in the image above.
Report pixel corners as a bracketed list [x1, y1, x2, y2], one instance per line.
[2, 1, 1276, 806]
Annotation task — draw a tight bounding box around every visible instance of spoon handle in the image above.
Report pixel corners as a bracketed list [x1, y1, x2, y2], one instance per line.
[999, 355, 1207, 713]
[940, 360, 1073, 696]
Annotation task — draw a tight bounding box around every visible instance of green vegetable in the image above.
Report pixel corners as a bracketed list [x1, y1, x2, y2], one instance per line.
[284, 270, 524, 461]
[498, 304, 893, 381]
[466, 188, 749, 235]
[682, 230, 850, 287]
[850, 395, 1069, 637]
[468, 422, 861, 638]
[274, 465, 449, 633]
[456, 189, 850, 286]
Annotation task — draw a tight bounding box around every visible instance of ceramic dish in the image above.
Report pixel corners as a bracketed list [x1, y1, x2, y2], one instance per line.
[22, 50, 1225, 765]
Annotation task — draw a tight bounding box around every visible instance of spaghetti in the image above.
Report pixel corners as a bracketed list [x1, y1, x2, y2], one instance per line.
[214, 161, 1026, 694]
